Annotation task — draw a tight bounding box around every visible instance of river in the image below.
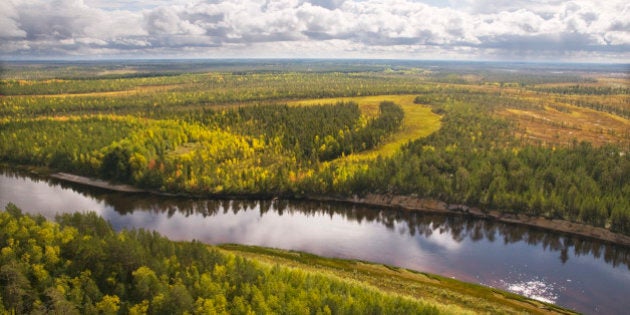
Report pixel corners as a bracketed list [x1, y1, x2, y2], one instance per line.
[0, 169, 628, 314]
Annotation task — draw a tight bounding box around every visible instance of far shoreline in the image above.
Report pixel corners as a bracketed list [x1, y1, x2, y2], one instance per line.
[43, 170, 630, 248]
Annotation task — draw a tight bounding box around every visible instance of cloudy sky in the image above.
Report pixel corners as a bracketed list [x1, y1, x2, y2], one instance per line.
[1, 0, 628, 61]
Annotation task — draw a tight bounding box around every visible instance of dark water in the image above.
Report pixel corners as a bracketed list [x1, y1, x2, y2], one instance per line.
[1, 170, 629, 314]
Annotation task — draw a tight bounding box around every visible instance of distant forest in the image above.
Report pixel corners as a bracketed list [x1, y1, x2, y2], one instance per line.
[1, 62, 628, 234]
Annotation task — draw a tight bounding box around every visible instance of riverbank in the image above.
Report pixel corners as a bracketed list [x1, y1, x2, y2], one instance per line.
[49, 171, 630, 247]
[1, 202, 577, 314]
[312, 193, 630, 247]
[220, 244, 576, 314]
[51, 172, 147, 193]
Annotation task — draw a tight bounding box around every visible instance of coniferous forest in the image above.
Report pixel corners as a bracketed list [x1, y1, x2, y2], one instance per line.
[0, 60, 628, 314]
[0, 204, 444, 314]
[1, 62, 628, 234]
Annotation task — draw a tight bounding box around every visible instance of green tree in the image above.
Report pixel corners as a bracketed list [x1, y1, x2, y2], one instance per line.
[132, 266, 161, 301]
[101, 145, 132, 182]
[95, 295, 120, 315]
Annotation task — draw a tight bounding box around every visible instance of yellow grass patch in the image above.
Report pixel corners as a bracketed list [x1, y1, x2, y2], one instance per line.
[25, 84, 183, 98]
[500, 103, 630, 148]
[97, 69, 139, 76]
[290, 95, 442, 160]
[555, 93, 629, 113]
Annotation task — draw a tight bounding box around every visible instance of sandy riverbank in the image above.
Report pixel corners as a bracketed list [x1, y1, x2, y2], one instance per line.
[51, 172, 630, 247]
[51, 172, 148, 193]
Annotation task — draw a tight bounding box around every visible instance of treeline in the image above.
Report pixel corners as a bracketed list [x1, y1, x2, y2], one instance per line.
[3, 71, 625, 122]
[529, 85, 630, 96]
[322, 100, 630, 234]
[0, 75, 186, 95]
[191, 102, 403, 161]
[0, 115, 294, 194]
[194, 103, 362, 161]
[0, 116, 139, 174]
[555, 96, 630, 119]
[0, 102, 404, 195]
[0, 205, 440, 314]
[0, 72, 428, 118]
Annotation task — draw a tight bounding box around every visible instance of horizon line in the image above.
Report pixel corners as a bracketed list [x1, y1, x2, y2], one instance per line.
[2, 57, 629, 66]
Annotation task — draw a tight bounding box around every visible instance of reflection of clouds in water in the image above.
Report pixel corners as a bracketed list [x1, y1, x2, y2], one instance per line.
[3, 171, 630, 315]
[108, 207, 470, 276]
[104, 203, 453, 273]
[423, 223, 463, 251]
[0, 175, 106, 218]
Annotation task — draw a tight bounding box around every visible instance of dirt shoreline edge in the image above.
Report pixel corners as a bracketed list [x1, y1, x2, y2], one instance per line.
[50, 172, 630, 247]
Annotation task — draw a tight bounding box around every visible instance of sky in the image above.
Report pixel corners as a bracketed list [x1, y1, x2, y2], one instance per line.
[1, 0, 629, 62]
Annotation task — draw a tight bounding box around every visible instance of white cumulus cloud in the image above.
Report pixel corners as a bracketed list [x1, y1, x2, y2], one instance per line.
[0, 0, 628, 61]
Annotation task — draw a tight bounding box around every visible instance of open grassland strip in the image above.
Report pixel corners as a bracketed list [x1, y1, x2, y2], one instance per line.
[289, 94, 442, 160]
[553, 94, 630, 119]
[14, 83, 185, 97]
[499, 102, 630, 147]
[467, 82, 630, 147]
[219, 244, 577, 315]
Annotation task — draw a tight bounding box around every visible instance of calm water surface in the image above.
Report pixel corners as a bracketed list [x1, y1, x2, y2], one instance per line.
[1, 170, 629, 314]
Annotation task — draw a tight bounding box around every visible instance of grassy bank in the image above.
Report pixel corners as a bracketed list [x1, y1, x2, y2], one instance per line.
[219, 244, 576, 314]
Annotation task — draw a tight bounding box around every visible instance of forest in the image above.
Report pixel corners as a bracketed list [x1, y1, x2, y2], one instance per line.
[0, 204, 441, 314]
[1, 204, 577, 314]
[0, 61, 628, 236]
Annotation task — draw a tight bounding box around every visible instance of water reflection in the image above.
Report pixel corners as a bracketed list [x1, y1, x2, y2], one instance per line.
[43, 179, 630, 271]
[2, 168, 630, 314]
[3, 168, 629, 270]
